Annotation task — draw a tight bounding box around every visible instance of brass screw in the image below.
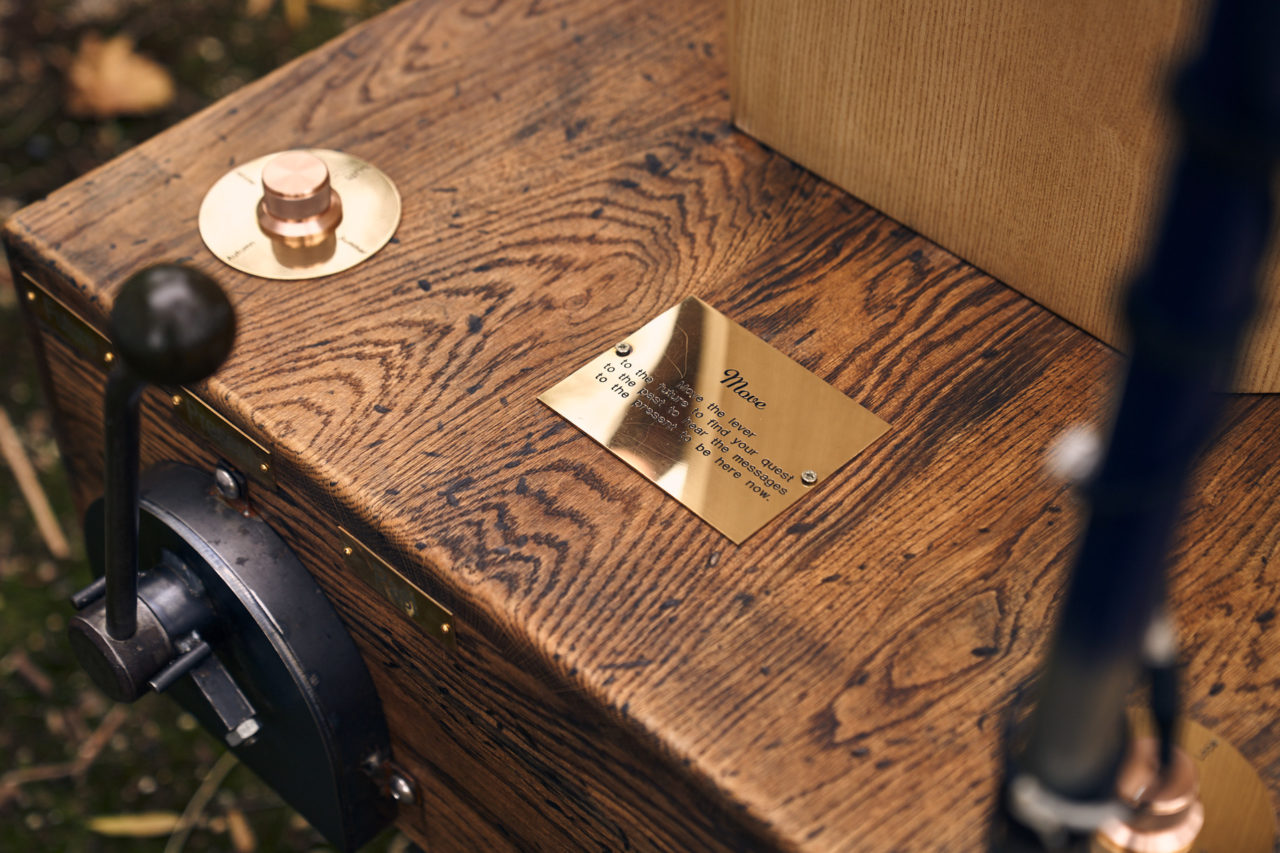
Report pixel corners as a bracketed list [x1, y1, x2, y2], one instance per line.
[259, 462, 269, 473]
[171, 395, 182, 407]
[440, 623, 452, 634]
[343, 546, 353, 556]
[103, 352, 115, 365]
[25, 290, 36, 302]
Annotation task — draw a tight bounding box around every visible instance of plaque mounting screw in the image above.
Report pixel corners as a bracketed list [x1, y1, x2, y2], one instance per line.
[801, 470, 818, 486]
[614, 342, 633, 357]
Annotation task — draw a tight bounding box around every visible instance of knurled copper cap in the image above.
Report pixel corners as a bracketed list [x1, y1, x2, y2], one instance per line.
[257, 151, 343, 247]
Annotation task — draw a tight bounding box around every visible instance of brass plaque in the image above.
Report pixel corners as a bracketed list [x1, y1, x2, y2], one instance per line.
[539, 297, 889, 543]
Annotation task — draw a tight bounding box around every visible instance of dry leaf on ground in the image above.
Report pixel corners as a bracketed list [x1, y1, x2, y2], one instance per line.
[66, 33, 175, 118]
[247, 0, 364, 26]
[87, 811, 183, 837]
[283, 0, 309, 28]
[226, 806, 258, 852]
[313, 0, 365, 11]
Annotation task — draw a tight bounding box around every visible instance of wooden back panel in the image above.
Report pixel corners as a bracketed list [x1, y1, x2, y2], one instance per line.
[729, 0, 1280, 392]
[7, 0, 1279, 849]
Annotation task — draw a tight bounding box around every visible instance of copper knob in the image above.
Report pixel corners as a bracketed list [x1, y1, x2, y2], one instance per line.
[256, 151, 343, 248]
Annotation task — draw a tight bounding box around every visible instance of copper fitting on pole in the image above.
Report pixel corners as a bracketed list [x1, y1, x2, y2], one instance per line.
[1096, 737, 1205, 853]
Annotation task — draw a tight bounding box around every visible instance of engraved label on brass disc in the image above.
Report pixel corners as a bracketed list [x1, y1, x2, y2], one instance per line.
[539, 297, 889, 543]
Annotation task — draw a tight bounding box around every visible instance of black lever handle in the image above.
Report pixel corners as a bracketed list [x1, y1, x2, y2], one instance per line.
[102, 265, 234, 639]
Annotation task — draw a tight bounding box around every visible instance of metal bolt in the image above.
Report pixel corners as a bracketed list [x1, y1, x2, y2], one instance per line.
[214, 463, 244, 501]
[343, 546, 354, 556]
[440, 623, 451, 634]
[389, 773, 416, 804]
[103, 352, 115, 365]
[226, 718, 260, 747]
[614, 342, 633, 357]
[259, 462, 270, 473]
[171, 394, 182, 407]
[801, 470, 818, 486]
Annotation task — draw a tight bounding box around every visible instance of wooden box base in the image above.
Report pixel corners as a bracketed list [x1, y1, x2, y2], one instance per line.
[6, 0, 1278, 849]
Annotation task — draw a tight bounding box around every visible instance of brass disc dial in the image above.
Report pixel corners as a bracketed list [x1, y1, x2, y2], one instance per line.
[199, 149, 400, 281]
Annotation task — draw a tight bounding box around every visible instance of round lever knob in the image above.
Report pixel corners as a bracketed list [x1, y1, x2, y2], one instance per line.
[256, 150, 343, 247]
[109, 264, 236, 386]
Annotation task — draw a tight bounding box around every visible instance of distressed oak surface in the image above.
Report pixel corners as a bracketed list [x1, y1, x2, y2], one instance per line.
[729, 0, 1280, 393]
[6, 0, 1279, 850]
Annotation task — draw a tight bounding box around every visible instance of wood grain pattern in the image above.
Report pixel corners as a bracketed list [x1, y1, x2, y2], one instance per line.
[729, 0, 1280, 393]
[6, 0, 1279, 849]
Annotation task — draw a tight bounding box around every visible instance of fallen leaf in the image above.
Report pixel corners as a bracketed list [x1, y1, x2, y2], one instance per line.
[284, 0, 309, 28]
[247, 0, 363, 26]
[226, 807, 257, 852]
[66, 33, 175, 118]
[313, 0, 365, 11]
[87, 811, 183, 837]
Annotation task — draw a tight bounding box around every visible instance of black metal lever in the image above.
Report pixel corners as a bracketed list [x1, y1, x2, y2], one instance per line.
[68, 265, 235, 701]
[101, 265, 235, 639]
[66, 267, 394, 848]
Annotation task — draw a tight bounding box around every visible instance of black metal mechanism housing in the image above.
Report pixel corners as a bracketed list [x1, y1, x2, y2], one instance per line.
[81, 464, 393, 849]
[64, 264, 394, 851]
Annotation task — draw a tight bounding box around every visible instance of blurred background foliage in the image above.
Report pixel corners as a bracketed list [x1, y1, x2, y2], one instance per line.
[0, 1, 406, 850]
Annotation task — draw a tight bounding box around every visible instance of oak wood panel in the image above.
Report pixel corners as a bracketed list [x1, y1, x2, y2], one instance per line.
[728, 0, 1280, 393]
[6, 0, 1279, 849]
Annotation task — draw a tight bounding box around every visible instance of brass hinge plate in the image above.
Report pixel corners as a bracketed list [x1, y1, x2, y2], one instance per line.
[338, 527, 456, 648]
[167, 391, 275, 489]
[20, 270, 115, 367]
[19, 270, 275, 489]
